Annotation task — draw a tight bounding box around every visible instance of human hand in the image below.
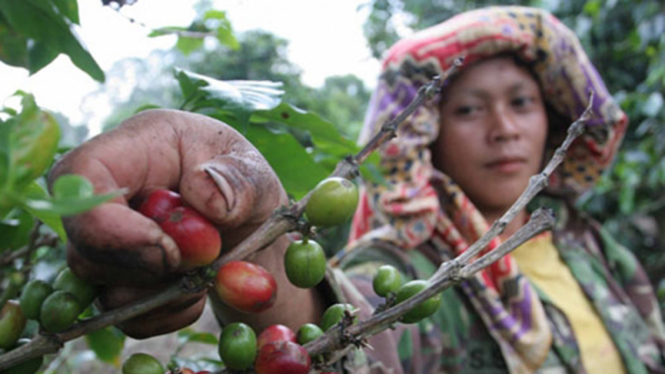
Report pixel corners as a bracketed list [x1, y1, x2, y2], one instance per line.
[48, 109, 288, 338]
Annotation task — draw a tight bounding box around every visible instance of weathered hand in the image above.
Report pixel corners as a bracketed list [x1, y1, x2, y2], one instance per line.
[49, 109, 288, 337]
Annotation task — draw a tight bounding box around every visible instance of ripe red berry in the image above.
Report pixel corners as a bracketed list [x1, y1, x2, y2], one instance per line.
[257, 324, 297, 349]
[138, 189, 182, 221]
[215, 261, 277, 313]
[254, 341, 311, 374]
[159, 206, 222, 270]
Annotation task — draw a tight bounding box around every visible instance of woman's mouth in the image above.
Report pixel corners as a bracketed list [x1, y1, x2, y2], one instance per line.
[485, 157, 527, 174]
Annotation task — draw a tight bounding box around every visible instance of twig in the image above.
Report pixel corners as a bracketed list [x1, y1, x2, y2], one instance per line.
[304, 208, 554, 360]
[0, 228, 58, 268]
[0, 280, 196, 369]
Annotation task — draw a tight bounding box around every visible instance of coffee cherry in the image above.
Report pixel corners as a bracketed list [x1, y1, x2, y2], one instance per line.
[122, 353, 164, 374]
[159, 206, 222, 270]
[53, 268, 98, 309]
[320, 303, 355, 332]
[257, 324, 297, 349]
[0, 301, 27, 350]
[284, 239, 326, 289]
[19, 280, 53, 321]
[372, 265, 402, 297]
[215, 261, 277, 313]
[218, 322, 257, 371]
[296, 323, 324, 345]
[138, 188, 182, 221]
[255, 341, 311, 374]
[305, 177, 358, 227]
[395, 280, 442, 324]
[40, 291, 81, 333]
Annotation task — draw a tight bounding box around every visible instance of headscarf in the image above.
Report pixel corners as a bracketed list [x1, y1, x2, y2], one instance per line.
[337, 6, 628, 374]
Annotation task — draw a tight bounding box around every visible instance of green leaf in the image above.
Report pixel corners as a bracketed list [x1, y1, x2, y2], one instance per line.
[175, 68, 208, 106]
[236, 123, 329, 200]
[175, 68, 284, 115]
[216, 27, 239, 50]
[252, 103, 360, 157]
[52, 174, 94, 200]
[21, 182, 67, 240]
[203, 10, 239, 50]
[9, 94, 61, 189]
[0, 209, 33, 251]
[21, 194, 115, 217]
[583, 0, 602, 17]
[134, 104, 162, 114]
[0, 15, 27, 67]
[148, 26, 188, 37]
[52, 0, 79, 24]
[86, 327, 125, 364]
[177, 329, 218, 345]
[0, 0, 104, 81]
[0, 108, 13, 188]
[27, 40, 59, 74]
[21, 175, 122, 217]
[203, 10, 228, 20]
[176, 36, 204, 56]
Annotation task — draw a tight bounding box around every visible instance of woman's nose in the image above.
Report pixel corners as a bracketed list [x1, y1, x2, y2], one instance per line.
[487, 106, 520, 143]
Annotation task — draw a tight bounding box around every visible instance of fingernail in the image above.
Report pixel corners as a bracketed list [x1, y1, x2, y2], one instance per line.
[204, 164, 236, 212]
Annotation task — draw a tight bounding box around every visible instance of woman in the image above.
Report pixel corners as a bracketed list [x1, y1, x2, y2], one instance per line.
[328, 5, 665, 374]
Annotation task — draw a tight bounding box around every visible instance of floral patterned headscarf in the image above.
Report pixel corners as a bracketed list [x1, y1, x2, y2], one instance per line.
[338, 6, 628, 374]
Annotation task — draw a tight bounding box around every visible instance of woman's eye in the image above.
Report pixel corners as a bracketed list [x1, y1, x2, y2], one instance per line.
[511, 96, 535, 108]
[454, 105, 479, 115]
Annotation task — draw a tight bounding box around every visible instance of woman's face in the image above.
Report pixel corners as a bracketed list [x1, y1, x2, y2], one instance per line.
[433, 56, 549, 218]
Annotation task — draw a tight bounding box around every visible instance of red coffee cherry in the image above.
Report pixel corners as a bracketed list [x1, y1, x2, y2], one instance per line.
[215, 261, 277, 313]
[254, 341, 311, 374]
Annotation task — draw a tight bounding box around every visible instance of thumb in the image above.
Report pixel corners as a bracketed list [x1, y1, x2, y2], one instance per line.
[178, 148, 287, 248]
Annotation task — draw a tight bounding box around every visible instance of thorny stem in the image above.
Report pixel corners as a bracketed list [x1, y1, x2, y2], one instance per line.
[0, 280, 197, 370]
[341, 58, 464, 176]
[303, 208, 555, 359]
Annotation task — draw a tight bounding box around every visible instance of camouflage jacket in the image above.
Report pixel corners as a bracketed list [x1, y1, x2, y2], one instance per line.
[325, 204, 665, 374]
